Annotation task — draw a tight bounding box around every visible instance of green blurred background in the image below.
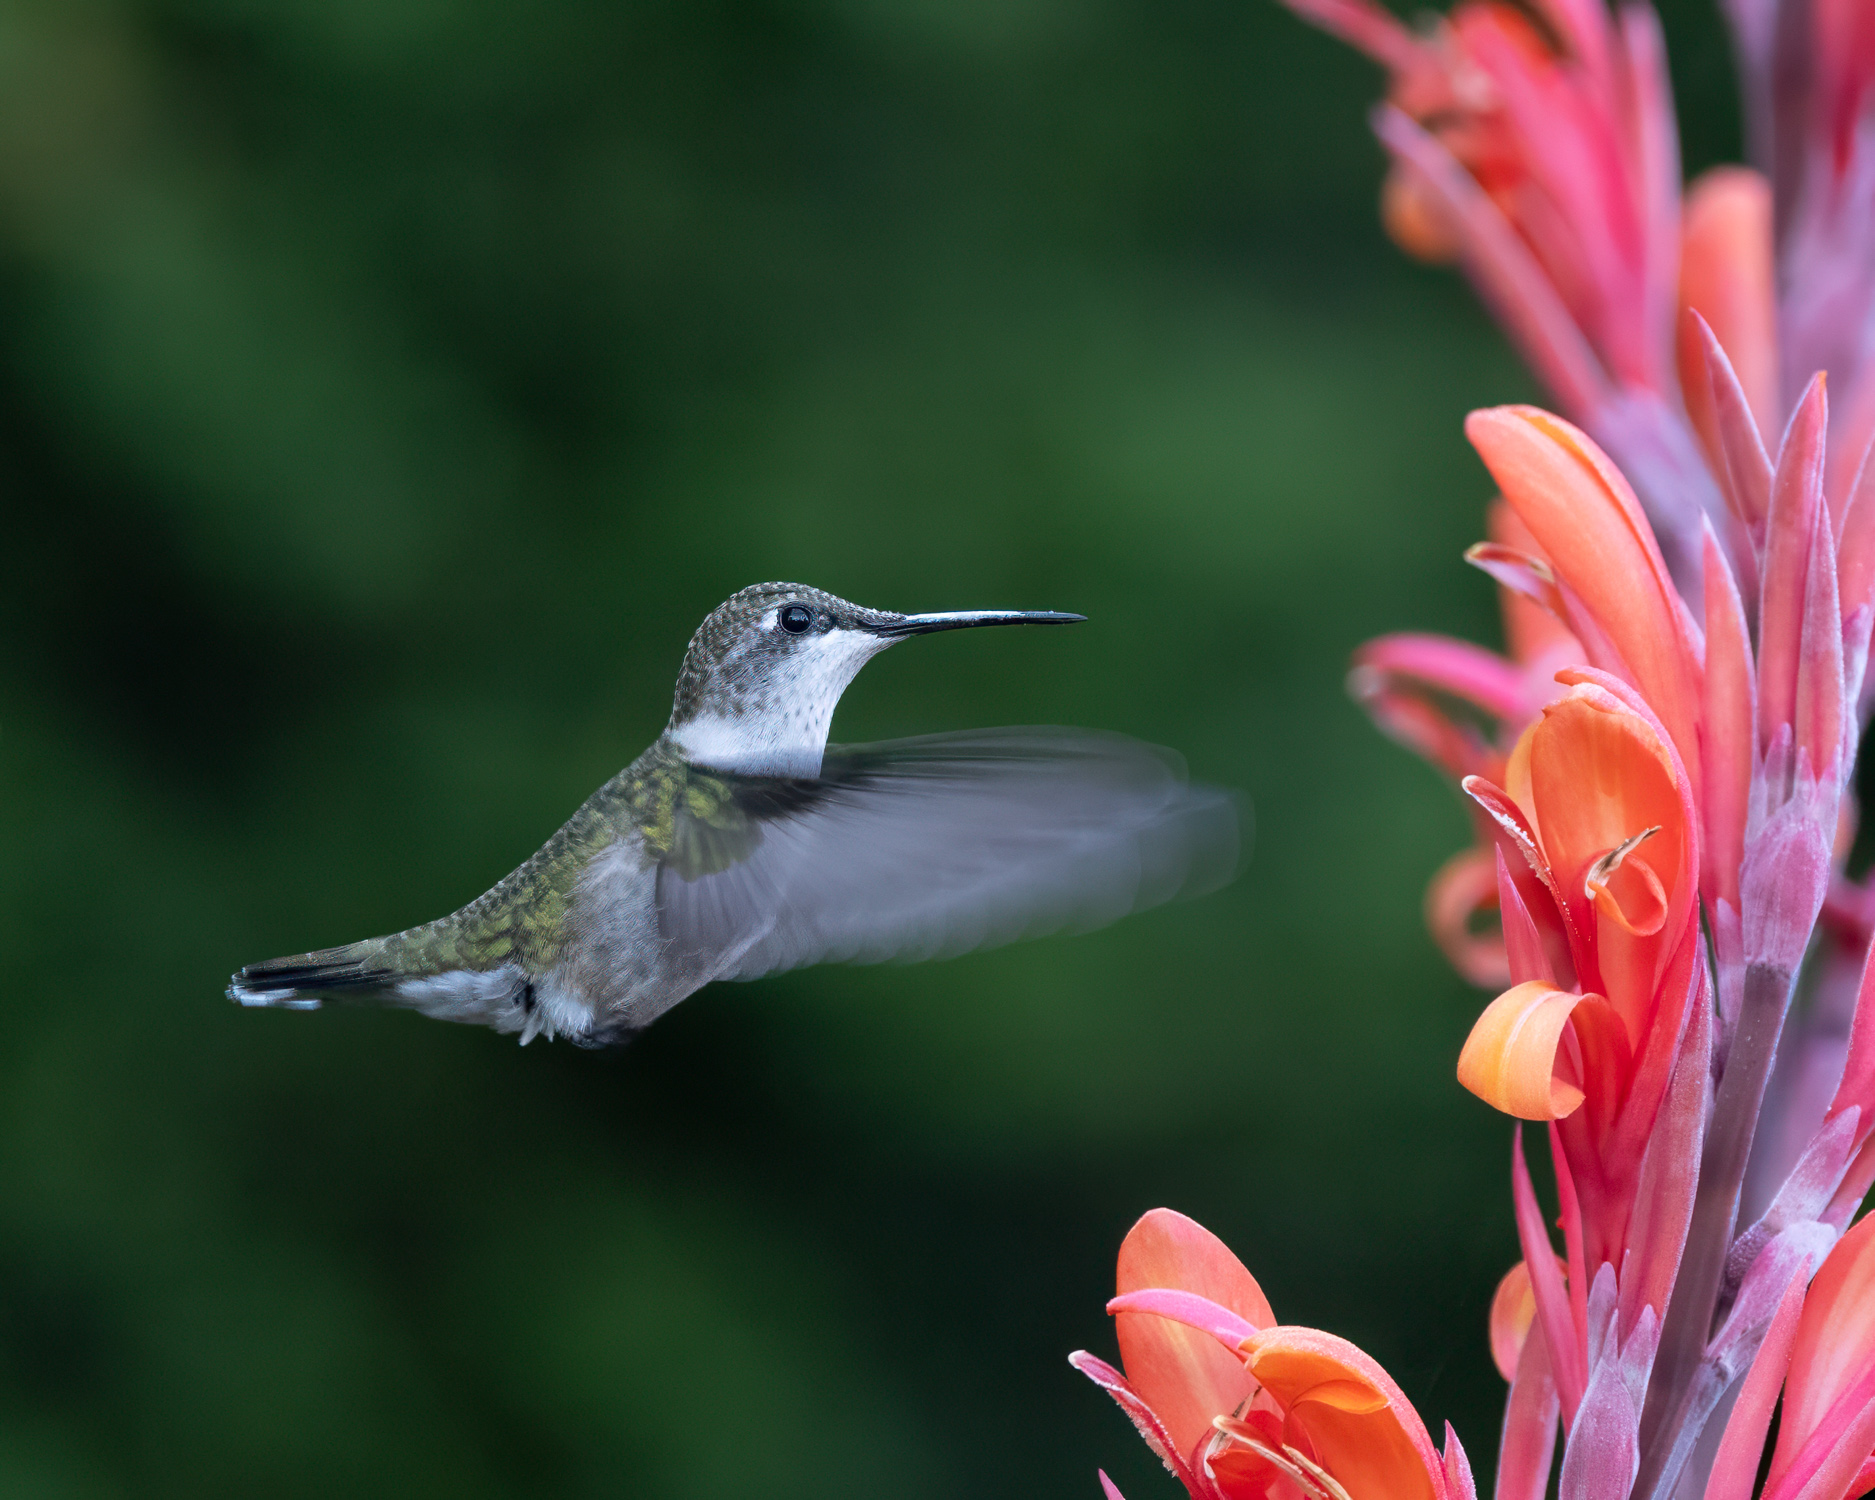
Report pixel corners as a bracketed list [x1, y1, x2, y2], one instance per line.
[0, 1, 1741, 1495]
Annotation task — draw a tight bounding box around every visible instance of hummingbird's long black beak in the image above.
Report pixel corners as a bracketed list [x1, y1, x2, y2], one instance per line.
[871, 609, 1087, 638]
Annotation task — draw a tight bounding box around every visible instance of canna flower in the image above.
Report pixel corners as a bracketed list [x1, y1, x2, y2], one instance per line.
[1071, 1209, 1476, 1500]
[1454, 678, 1698, 1152]
[1086, 1, 1875, 1497]
[1281, 0, 1875, 563]
[1277, 0, 1720, 581]
[1450, 409, 1704, 1187]
[1358, 395, 1875, 1497]
[1211, 0, 1875, 1493]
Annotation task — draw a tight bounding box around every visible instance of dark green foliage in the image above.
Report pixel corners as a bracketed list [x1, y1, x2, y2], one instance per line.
[0, 0, 1735, 1495]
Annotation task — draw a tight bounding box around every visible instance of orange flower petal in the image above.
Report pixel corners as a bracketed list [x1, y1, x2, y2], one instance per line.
[1679, 167, 1778, 441]
[1458, 980, 1626, 1119]
[1524, 682, 1689, 1024]
[1465, 407, 1701, 796]
[1526, 687, 1682, 891]
[1489, 1260, 1539, 1381]
[1239, 1327, 1442, 1500]
[1383, 161, 1462, 261]
[1114, 1209, 1273, 1462]
[1293, 1378, 1392, 1415]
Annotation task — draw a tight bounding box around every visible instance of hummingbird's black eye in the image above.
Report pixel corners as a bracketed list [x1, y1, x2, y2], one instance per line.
[779, 605, 813, 634]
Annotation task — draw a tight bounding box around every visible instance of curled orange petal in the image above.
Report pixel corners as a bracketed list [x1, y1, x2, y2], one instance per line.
[1457, 980, 1618, 1119]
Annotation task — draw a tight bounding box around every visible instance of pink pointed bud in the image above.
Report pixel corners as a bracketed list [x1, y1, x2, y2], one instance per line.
[1559, 1268, 1657, 1500]
[1826, 1131, 1875, 1230]
[1708, 1222, 1837, 1388]
[1795, 498, 1847, 783]
[1740, 758, 1834, 974]
[1692, 310, 1774, 538]
[1728, 1110, 1860, 1293]
[1444, 1421, 1479, 1500]
[1838, 447, 1875, 715]
[1758, 376, 1830, 755]
[1097, 1471, 1127, 1500]
[1702, 526, 1756, 915]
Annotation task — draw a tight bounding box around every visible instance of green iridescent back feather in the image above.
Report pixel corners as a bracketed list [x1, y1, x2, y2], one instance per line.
[236, 738, 771, 996]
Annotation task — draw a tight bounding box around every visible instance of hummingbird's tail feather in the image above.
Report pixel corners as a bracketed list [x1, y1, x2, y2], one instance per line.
[227, 943, 404, 1009]
[229, 933, 552, 1037]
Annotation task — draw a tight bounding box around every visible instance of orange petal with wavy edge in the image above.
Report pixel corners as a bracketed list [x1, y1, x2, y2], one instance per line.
[1114, 1209, 1273, 1463]
[1679, 168, 1778, 440]
[1458, 980, 1622, 1119]
[1465, 407, 1701, 794]
[1527, 688, 1683, 889]
[1489, 1261, 1539, 1381]
[1525, 684, 1688, 1019]
[1767, 1214, 1875, 1498]
[1238, 1327, 1442, 1500]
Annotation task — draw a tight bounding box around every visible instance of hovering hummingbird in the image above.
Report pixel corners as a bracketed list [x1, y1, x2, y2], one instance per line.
[230, 583, 1239, 1046]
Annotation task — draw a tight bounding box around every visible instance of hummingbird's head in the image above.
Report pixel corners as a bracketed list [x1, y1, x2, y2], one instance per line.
[665, 582, 1083, 776]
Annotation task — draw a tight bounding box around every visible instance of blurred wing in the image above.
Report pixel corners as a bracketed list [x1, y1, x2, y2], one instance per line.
[655, 728, 1241, 985]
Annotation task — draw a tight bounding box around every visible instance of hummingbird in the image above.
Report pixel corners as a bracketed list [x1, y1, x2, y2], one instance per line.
[229, 583, 1239, 1047]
